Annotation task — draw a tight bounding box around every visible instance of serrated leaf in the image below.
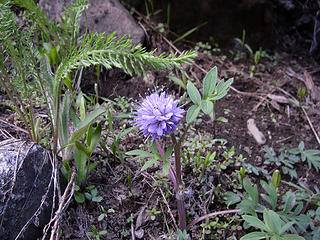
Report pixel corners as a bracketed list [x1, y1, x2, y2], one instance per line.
[201, 100, 214, 114]
[186, 104, 200, 123]
[187, 81, 201, 105]
[303, 149, 320, 171]
[203, 66, 217, 98]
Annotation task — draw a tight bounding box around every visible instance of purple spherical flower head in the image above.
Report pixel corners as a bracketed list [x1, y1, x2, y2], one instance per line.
[133, 90, 184, 141]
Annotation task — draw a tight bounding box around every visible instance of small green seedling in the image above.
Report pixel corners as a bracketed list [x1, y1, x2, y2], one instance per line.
[87, 225, 107, 240]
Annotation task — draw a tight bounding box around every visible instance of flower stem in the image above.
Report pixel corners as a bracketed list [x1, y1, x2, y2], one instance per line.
[170, 133, 187, 232]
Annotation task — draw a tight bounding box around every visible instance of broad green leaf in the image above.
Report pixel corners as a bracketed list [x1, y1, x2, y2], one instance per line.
[240, 232, 267, 240]
[162, 161, 170, 176]
[200, 100, 213, 114]
[74, 192, 85, 203]
[216, 116, 228, 122]
[243, 178, 259, 204]
[282, 234, 305, 240]
[59, 93, 71, 149]
[223, 191, 241, 206]
[93, 196, 103, 202]
[74, 146, 88, 187]
[279, 221, 295, 235]
[203, 66, 217, 98]
[242, 215, 269, 232]
[186, 104, 200, 123]
[75, 141, 90, 158]
[210, 78, 233, 100]
[98, 214, 105, 221]
[125, 150, 154, 158]
[141, 158, 158, 171]
[263, 210, 281, 234]
[261, 180, 277, 210]
[216, 77, 233, 94]
[88, 123, 102, 154]
[187, 81, 201, 105]
[69, 107, 105, 144]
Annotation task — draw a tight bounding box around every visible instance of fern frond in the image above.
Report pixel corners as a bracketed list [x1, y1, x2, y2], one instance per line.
[0, 1, 16, 44]
[60, 0, 89, 46]
[54, 32, 197, 87]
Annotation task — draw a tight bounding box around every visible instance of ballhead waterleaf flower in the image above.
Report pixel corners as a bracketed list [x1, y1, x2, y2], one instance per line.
[133, 90, 184, 140]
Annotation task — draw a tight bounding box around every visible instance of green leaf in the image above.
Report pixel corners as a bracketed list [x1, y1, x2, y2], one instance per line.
[59, 93, 71, 148]
[223, 191, 241, 206]
[240, 232, 267, 240]
[281, 234, 305, 240]
[69, 107, 105, 145]
[242, 215, 269, 232]
[243, 178, 259, 204]
[279, 221, 295, 235]
[203, 66, 217, 99]
[141, 158, 158, 171]
[169, 74, 186, 89]
[88, 161, 98, 174]
[164, 145, 174, 161]
[93, 196, 103, 202]
[263, 209, 281, 234]
[303, 149, 320, 171]
[125, 150, 154, 158]
[99, 230, 107, 235]
[200, 99, 213, 114]
[186, 104, 200, 123]
[98, 214, 105, 221]
[187, 81, 201, 105]
[74, 192, 85, 203]
[75, 141, 91, 158]
[216, 116, 228, 122]
[261, 181, 278, 210]
[162, 161, 170, 176]
[210, 78, 233, 100]
[88, 123, 102, 154]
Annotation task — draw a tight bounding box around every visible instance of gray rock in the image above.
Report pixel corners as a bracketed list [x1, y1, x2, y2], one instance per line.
[0, 139, 54, 240]
[39, 0, 145, 45]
